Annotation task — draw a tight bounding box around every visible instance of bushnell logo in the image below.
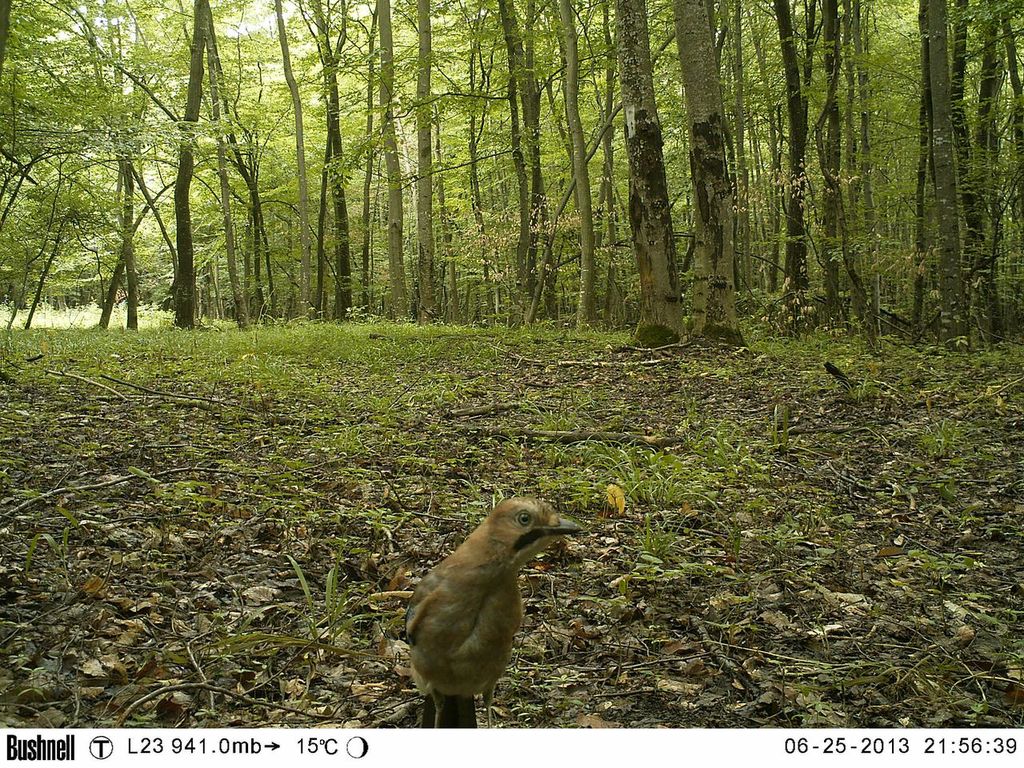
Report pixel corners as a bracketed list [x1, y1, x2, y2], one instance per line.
[6, 735, 76, 761]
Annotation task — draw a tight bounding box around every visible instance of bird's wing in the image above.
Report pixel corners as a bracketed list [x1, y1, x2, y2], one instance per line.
[405, 569, 445, 645]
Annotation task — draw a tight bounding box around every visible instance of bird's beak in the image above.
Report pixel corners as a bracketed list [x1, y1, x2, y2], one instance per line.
[549, 516, 582, 536]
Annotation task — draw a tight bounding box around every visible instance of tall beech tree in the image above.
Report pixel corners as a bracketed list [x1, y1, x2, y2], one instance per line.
[557, 0, 597, 326]
[378, 0, 408, 318]
[205, 15, 247, 328]
[673, 0, 744, 345]
[415, 0, 435, 322]
[172, 0, 209, 329]
[617, 0, 683, 344]
[308, 0, 354, 320]
[928, 0, 964, 340]
[773, 0, 810, 332]
[274, 0, 312, 315]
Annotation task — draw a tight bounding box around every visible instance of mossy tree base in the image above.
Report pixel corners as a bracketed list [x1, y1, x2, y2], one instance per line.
[695, 322, 746, 347]
[632, 323, 680, 348]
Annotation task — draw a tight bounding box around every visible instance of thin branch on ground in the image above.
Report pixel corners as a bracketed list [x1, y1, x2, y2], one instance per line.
[115, 682, 338, 726]
[452, 424, 687, 448]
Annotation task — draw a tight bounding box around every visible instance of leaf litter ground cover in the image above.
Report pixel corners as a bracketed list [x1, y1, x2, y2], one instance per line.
[1, 324, 1022, 727]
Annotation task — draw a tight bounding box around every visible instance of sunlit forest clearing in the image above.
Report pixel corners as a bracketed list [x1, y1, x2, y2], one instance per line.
[1, 0, 1023, 730]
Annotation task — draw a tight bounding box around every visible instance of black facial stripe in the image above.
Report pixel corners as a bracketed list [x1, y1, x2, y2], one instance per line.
[514, 528, 548, 552]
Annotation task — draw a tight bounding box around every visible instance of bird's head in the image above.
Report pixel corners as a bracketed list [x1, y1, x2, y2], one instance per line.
[484, 497, 582, 569]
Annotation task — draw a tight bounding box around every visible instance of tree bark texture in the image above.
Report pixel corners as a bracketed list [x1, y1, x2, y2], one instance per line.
[378, 0, 408, 318]
[205, 18, 247, 328]
[361, 8, 377, 312]
[773, 0, 810, 332]
[311, 0, 353, 320]
[496, 0, 532, 318]
[415, 0, 436, 322]
[120, 159, 139, 330]
[0, 0, 10, 81]
[173, 0, 209, 329]
[913, 0, 930, 331]
[558, 0, 597, 326]
[972, 19, 1002, 341]
[927, 0, 964, 340]
[673, 0, 744, 345]
[732, 0, 751, 290]
[274, 0, 312, 314]
[617, 0, 684, 344]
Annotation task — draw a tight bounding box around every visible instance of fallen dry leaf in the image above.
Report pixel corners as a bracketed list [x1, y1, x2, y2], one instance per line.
[656, 678, 702, 696]
[79, 659, 105, 678]
[577, 713, 621, 728]
[242, 585, 280, 605]
[81, 575, 107, 597]
[605, 484, 626, 517]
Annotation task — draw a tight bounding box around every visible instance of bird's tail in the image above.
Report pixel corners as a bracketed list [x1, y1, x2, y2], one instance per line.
[420, 694, 476, 728]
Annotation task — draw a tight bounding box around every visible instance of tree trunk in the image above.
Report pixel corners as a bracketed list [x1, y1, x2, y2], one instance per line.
[173, 0, 209, 329]
[913, 0, 930, 331]
[206, 25, 260, 321]
[617, 0, 684, 345]
[120, 159, 139, 330]
[496, 0, 531, 319]
[99, 259, 125, 330]
[205, 18, 247, 328]
[25, 219, 66, 331]
[1006, 19, 1024, 216]
[361, 8, 378, 312]
[817, 0, 843, 323]
[927, 0, 964, 341]
[731, 0, 751, 293]
[0, 0, 11, 80]
[467, 28, 493, 320]
[522, 0, 548, 315]
[378, 0, 408, 318]
[415, 0, 435, 322]
[274, 0, 313, 315]
[773, 0, 810, 332]
[816, 0, 874, 343]
[972, 19, 1002, 341]
[673, 0, 744, 345]
[497, 0, 547, 318]
[1005, 19, 1023, 336]
[853, 0, 875, 235]
[750, 24, 782, 291]
[558, 0, 597, 326]
[947, 0, 984, 333]
[315, 139, 331, 318]
[435, 118, 458, 322]
[274, 0, 312, 315]
[310, 0, 353, 321]
[597, 0, 617, 272]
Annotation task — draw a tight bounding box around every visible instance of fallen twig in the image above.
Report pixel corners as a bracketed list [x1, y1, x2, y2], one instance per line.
[45, 369, 130, 401]
[452, 425, 686, 448]
[115, 681, 337, 726]
[448, 402, 516, 418]
[688, 615, 762, 699]
[552, 358, 675, 368]
[617, 340, 695, 353]
[963, 374, 1024, 414]
[7, 466, 199, 516]
[98, 373, 234, 409]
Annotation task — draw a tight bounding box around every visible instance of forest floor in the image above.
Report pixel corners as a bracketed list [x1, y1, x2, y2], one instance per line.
[1, 322, 1022, 728]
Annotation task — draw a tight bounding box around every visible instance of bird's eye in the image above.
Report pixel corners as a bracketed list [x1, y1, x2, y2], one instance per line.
[517, 511, 532, 526]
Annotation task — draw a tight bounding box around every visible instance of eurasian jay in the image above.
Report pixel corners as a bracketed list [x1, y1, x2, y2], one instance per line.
[405, 497, 581, 728]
